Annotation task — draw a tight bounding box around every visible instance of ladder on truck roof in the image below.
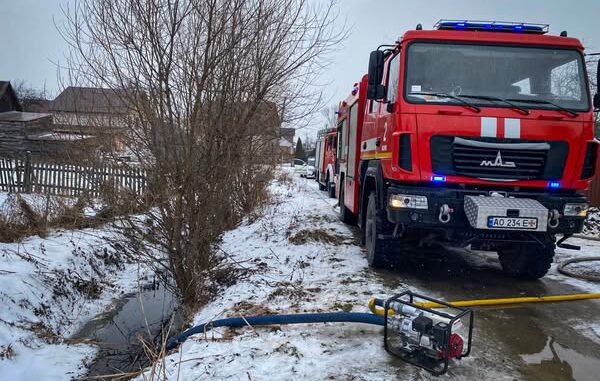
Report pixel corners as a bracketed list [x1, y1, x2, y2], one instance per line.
[317, 127, 337, 138]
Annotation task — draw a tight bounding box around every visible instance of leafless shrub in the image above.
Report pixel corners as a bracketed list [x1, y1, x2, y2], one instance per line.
[60, 0, 346, 305]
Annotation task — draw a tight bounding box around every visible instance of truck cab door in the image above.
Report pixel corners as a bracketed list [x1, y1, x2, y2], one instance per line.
[377, 52, 401, 154]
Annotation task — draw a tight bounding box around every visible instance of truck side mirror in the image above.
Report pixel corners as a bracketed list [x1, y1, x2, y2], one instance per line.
[367, 50, 386, 100]
[595, 59, 600, 109]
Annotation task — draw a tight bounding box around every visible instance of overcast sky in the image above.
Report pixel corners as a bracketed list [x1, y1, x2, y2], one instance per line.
[1, 0, 599, 138]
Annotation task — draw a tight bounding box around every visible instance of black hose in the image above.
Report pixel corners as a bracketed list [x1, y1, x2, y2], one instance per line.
[167, 312, 384, 350]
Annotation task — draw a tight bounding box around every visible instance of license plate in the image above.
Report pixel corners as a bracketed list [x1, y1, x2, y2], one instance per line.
[487, 216, 538, 230]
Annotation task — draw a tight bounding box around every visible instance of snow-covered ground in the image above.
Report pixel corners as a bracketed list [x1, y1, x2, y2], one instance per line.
[583, 207, 600, 238]
[133, 170, 600, 381]
[2, 170, 599, 380]
[0, 209, 152, 380]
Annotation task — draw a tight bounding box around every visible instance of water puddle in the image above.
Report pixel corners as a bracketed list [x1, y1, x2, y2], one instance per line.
[521, 336, 600, 381]
[73, 282, 183, 380]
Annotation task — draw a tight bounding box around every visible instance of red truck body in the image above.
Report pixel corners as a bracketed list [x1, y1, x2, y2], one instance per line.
[334, 21, 599, 278]
[315, 127, 338, 196]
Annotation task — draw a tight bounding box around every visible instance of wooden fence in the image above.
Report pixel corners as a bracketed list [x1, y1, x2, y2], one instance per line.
[0, 155, 146, 197]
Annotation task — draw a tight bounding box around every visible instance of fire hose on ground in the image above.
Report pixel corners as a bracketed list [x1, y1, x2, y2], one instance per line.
[557, 256, 600, 282]
[165, 291, 600, 375]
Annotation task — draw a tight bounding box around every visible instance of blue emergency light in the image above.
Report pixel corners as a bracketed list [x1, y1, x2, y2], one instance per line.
[432, 176, 446, 183]
[435, 20, 548, 34]
[548, 181, 560, 189]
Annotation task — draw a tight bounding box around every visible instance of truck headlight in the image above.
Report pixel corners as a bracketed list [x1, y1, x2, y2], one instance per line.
[563, 203, 589, 217]
[389, 194, 428, 210]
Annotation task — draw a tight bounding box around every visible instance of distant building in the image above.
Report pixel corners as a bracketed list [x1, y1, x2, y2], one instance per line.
[0, 111, 96, 160]
[279, 127, 295, 162]
[21, 98, 50, 113]
[50, 87, 130, 152]
[0, 81, 22, 113]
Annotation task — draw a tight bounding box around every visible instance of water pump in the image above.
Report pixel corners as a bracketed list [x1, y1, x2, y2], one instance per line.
[382, 291, 474, 375]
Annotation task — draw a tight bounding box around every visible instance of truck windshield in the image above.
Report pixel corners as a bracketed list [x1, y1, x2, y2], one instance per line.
[404, 42, 589, 112]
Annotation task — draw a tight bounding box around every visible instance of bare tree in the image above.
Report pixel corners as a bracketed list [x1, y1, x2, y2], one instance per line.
[320, 103, 339, 129]
[11, 80, 49, 109]
[60, 0, 345, 305]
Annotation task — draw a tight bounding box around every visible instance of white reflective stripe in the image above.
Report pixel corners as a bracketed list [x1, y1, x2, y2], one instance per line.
[505, 118, 521, 139]
[481, 117, 497, 137]
[361, 138, 379, 151]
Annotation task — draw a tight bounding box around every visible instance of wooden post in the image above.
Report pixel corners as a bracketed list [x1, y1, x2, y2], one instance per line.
[23, 152, 32, 193]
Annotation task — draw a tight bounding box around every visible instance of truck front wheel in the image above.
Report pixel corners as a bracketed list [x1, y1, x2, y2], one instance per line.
[365, 192, 388, 267]
[497, 241, 555, 280]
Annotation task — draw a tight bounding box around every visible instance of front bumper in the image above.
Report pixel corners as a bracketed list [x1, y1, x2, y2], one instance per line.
[385, 184, 587, 236]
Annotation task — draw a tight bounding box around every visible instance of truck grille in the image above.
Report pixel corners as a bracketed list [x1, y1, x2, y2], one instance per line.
[453, 138, 547, 180]
[430, 136, 568, 181]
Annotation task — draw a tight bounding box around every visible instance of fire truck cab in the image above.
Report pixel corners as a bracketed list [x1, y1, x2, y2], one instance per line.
[336, 20, 599, 279]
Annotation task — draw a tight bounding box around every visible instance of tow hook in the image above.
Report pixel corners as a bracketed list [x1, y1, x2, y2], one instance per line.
[548, 209, 560, 229]
[439, 204, 453, 223]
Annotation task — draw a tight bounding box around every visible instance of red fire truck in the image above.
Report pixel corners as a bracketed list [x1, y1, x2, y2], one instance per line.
[335, 20, 599, 279]
[315, 127, 338, 197]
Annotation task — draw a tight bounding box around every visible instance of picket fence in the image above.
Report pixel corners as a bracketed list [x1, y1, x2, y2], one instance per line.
[0, 155, 146, 196]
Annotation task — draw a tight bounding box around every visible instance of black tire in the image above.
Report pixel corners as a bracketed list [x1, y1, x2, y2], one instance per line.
[498, 240, 555, 280]
[327, 176, 335, 198]
[339, 183, 357, 225]
[318, 173, 325, 190]
[365, 192, 389, 268]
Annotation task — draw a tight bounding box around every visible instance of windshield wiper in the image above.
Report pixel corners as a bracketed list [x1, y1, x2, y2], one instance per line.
[505, 98, 578, 117]
[460, 94, 530, 115]
[408, 91, 481, 113]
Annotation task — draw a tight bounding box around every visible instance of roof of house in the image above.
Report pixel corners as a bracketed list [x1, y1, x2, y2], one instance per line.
[280, 127, 295, 141]
[50, 86, 130, 114]
[0, 81, 23, 112]
[0, 111, 51, 122]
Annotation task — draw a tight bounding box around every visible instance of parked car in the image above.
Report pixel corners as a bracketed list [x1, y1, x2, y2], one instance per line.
[305, 157, 316, 179]
[292, 158, 306, 175]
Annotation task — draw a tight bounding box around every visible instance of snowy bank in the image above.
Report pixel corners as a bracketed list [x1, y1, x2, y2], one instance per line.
[0, 224, 152, 380]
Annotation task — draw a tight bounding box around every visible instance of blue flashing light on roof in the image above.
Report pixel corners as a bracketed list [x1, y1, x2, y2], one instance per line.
[432, 175, 446, 183]
[548, 181, 560, 189]
[434, 20, 549, 34]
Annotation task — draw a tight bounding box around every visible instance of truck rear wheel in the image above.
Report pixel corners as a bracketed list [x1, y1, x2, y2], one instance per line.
[497, 240, 555, 280]
[327, 175, 335, 198]
[318, 174, 325, 190]
[365, 192, 388, 267]
[339, 183, 357, 225]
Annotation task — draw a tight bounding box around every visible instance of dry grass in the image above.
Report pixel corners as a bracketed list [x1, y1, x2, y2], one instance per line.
[0, 344, 15, 360]
[287, 228, 346, 246]
[0, 188, 148, 243]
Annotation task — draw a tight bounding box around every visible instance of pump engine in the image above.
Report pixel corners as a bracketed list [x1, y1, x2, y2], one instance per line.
[383, 291, 473, 375]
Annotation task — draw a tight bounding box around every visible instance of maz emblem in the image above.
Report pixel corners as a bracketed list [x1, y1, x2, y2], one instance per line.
[480, 151, 516, 168]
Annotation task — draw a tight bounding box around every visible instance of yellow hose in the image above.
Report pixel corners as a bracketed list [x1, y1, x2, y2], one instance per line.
[368, 293, 600, 316]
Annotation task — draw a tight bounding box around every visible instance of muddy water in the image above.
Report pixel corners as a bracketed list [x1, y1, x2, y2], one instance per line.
[74, 282, 183, 380]
[373, 246, 600, 380]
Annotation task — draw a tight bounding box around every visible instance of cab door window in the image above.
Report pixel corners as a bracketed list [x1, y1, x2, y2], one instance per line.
[386, 53, 401, 103]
